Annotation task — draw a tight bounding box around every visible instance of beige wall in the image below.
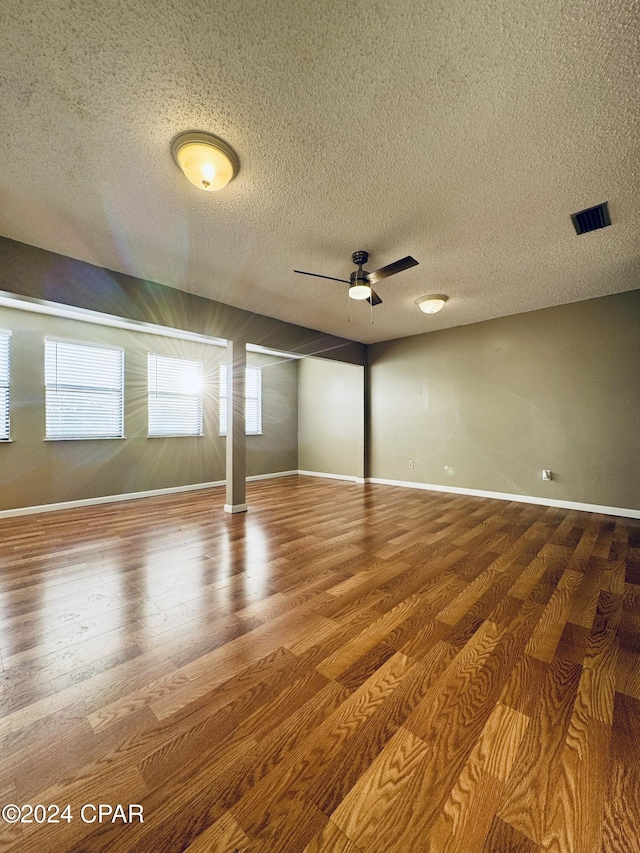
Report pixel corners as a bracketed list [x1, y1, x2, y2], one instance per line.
[247, 352, 298, 477]
[298, 357, 364, 478]
[0, 305, 297, 511]
[368, 291, 640, 510]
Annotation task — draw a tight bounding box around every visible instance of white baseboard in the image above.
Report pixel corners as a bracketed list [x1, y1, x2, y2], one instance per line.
[5, 470, 635, 521]
[247, 470, 297, 482]
[0, 471, 296, 519]
[224, 503, 248, 514]
[365, 476, 640, 520]
[0, 480, 227, 518]
[298, 470, 361, 483]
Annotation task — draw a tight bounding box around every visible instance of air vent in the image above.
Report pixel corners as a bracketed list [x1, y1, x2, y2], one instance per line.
[571, 202, 611, 235]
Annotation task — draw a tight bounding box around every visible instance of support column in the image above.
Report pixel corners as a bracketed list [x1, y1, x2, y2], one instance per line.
[224, 338, 247, 513]
[361, 357, 369, 483]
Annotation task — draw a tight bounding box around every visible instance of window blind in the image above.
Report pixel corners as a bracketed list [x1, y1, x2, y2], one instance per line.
[0, 330, 10, 441]
[219, 365, 262, 435]
[45, 339, 124, 439]
[148, 353, 203, 436]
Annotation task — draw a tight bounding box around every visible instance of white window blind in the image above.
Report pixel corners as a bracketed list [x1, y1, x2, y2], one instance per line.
[148, 353, 203, 436]
[219, 365, 262, 435]
[0, 330, 10, 441]
[45, 339, 124, 439]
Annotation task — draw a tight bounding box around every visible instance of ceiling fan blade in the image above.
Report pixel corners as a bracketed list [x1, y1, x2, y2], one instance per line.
[367, 255, 418, 284]
[366, 288, 383, 306]
[293, 269, 350, 284]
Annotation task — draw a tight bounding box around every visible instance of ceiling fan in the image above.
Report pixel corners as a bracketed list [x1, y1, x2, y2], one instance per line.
[294, 250, 418, 305]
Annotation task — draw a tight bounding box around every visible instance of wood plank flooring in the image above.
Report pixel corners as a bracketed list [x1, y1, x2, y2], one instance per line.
[0, 475, 639, 852]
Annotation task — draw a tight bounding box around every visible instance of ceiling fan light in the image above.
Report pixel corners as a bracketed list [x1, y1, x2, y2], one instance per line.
[417, 295, 448, 314]
[349, 283, 372, 300]
[171, 132, 239, 191]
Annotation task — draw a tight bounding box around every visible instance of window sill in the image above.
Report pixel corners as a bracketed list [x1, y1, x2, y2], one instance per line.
[147, 434, 204, 439]
[44, 436, 126, 441]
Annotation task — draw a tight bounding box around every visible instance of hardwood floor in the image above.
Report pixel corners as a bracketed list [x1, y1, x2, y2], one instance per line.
[0, 475, 639, 852]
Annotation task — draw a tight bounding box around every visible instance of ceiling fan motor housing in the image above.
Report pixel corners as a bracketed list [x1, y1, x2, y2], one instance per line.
[350, 269, 369, 284]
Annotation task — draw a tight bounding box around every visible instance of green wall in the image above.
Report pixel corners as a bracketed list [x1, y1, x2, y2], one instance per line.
[0, 305, 297, 511]
[368, 290, 640, 511]
[298, 357, 364, 479]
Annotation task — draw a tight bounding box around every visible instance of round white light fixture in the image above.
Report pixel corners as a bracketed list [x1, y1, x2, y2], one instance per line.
[349, 283, 373, 300]
[349, 268, 373, 300]
[417, 294, 448, 314]
[171, 131, 239, 191]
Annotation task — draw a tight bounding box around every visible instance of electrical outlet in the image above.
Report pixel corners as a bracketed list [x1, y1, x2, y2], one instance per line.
[542, 469, 552, 481]
[409, 459, 414, 469]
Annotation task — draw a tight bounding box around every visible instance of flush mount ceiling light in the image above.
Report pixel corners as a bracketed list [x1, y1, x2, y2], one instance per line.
[171, 131, 239, 191]
[417, 294, 448, 314]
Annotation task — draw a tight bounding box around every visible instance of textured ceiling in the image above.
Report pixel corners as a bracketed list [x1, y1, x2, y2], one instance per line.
[1, 0, 639, 344]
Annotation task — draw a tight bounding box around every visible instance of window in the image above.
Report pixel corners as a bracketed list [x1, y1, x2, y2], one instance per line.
[0, 330, 10, 441]
[45, 339, 124, 439]
[219, 365, 262, 435]
[148, 353, 203, 436]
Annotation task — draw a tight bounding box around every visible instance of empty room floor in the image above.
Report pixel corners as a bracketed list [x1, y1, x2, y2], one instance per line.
[0, 476, 639, 852]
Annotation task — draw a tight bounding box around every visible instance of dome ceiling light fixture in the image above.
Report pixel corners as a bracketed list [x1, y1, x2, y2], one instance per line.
[417, 294, 448, 314]
[171, 131, 239, 192]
